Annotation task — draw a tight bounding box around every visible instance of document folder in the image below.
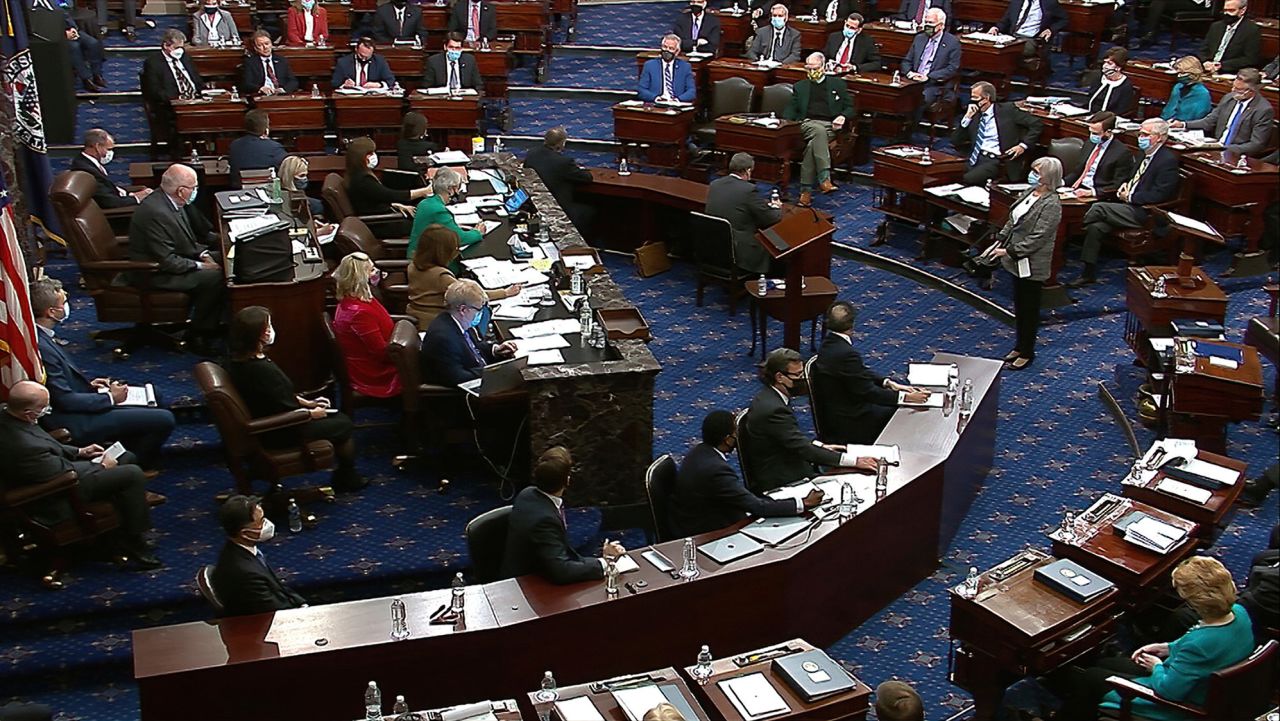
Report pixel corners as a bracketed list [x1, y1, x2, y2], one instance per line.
[698, 533, 764, 565]
[1033, 558, 1114, 603]
[771, 649, 856, 702]
[740, 516, 814, 546]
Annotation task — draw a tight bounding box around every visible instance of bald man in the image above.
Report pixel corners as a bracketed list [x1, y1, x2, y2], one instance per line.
[0, 381, 160, 569]
[127, 164, 226, 355]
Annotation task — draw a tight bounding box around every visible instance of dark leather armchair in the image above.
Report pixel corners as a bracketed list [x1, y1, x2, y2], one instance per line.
[465, 505, 512, 583]
[386, 319, 470, 456]
[760, 83, 792, 117]
[49, 170, 191, 358]
[644, 454, 677, 542]
[689, 211, 746, 314]
[693, 77, 755, 146]
[333, 217, 409, 313]
[321, 174, 412, 240]
[1103, 639, 1277, 721]
[0, 469, 122, 589]
[804, 355, 827, 441]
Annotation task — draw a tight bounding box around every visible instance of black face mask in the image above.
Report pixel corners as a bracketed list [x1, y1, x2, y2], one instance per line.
[393, 0, 406, 6]
[203, 5, 218, 13]
[660, 49, 676, 61]
[689, 3, 703, 12]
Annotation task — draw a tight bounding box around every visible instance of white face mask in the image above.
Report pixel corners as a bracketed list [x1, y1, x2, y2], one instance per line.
[256, 518, 275, 542]
[366, 154, 379, 169]
[169, 46, 185, 60]
[60, 301, 71, 322]
[264, 326, 276, 345]
[101, 149, 114, 165]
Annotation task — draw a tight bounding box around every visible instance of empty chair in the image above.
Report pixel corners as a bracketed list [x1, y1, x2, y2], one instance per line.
[760, 83, 793, 117]
[689, 211, 747, 314]
[693, 77, 755, 146]
[465, 505, 512, 583]
[644, 454, 678, 542]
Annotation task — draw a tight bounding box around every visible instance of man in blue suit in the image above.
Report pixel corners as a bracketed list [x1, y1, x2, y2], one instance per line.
[901, 8, 960, 137]
[33, 0, 106, 91]
[638, 34, 697, 103]
[420, 279, 516, 386]
[332, 37, 397, 90]
[241, 30, 299, 95]
[30, 279, 175, 470]
[227, 110, 287, 188]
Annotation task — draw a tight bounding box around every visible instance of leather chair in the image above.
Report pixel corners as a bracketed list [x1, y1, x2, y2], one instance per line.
[760, 83, 793, 117]
[385, 319, 471, 457]
[693, 77, 755, 146]
[689, 211, 747, 315]
[734, 408, 764, 493]
[644, 454, 677, 542]
[332, 217, 410, 313]
[1097, 381, 1141, 460]
[194, 361, 337, 508]
[465, 505, 512, 583]
[1111, 170, 1194, 264]
[195, 564, 225, 613]
[322, 312, 401, 423]
[1167, 0, 1219, 50]
[804, 355, 827, 441]
[0, 469, 123, 589]
[49, 170, 191, 358]
[1049, 137, 1086, 178]
[1103, 639, 1277, 721]
[321, 174, 412, 240]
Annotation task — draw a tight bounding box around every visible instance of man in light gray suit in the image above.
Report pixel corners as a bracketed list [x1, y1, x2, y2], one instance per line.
[745, 3, 801, 63]
[1172, 68, 1274, 158]
[705, 153, 782, 276]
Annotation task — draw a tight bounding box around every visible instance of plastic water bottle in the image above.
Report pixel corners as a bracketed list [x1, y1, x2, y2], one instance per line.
[365, 681, 383, 720]
[769, 187, 780, 205]
[693, 645, 713, 685]
[768, 111, 777, 121]
[679, 537, 699, 579]
[891, 70, 901, 85]
[480, 36, 490, 51]
[570, 267, 585, 295]
[959, 378, 974, 419]
[230, 85, 240, 102]
[494, 136, 504, 154]
[605, 557, 619, 596]
[838, 481, 854, 520]
[412, 34, 422, 49]
[287, 497, 302, 533]
[922, 147, 932, 164]
[757, 274, 768, 295]
[618, 157, 631, 176]
[189, 146, 200, 164]
[450, 572, 466, 614]
[957, 567, 980, 598]
[390, 598, 408, 640]
[875, 459, 889, 497]
[944, 373, 958, 416]
[579, 300, 592, 346]
[311, 83, 321, 98]
[537, 671, 558, 702]
[392, 696, 409, 718]
[269, 168, 281, 203]
[391, 80, 402, 95]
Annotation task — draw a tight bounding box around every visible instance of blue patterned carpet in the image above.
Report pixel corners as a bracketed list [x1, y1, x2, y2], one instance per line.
[12, 5, 1279, 720]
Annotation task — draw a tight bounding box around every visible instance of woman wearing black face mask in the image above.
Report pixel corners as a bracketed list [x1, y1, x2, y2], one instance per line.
[1159, 55, 1212, 123]
[278, 155, 327, 223]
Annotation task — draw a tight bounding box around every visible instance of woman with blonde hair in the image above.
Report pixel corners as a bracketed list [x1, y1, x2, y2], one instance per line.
[1160, 56, 1212, 122]
[641, 704, 685, 721]
[285, 0, 329, 46]
[331, 252, 401, 398]
[278, 155, 327, 222]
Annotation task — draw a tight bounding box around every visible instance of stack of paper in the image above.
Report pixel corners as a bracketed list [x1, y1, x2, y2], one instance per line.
[617, 99, 645, 107]
[553, 697, 604, 721]
[846, 444, 901, 465]
[963, 31, 1016, 43]
[924, 183, 965, 197]
[907, 362, 955, 386]
[429, 150, 472, 165]
[883, 146, 926, 158]
[1050, 103, 1090, 117]
[563, 254, 597, 270]
[1155, 478, 1213, 505]
[1166, 212, 1221, 238]
[612, 686, 668, 721]
[509, 318, 582, 339]
[441, 701, 498, 721]
[1180, 457, 1240, 486]
[719, 673, 790, 720]
[1126, 516, 1187, 554]
[513, 334, 569, 356]
[421, 87, 480, 96]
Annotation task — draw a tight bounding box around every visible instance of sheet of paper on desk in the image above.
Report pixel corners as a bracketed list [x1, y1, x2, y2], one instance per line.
[1126, 516, 1186, 554]
[1051, 103, 1090, 117]
[845, 444, 900, 465]
[1208, 356, 1239, 370]
[564, 254, 596, 270]
[521, 349, 564, 365]
[955, 186, 991, 206]
[1169, 129, 1207, 145]
[891, 19, 916, 29]
[1156, 478, 1213, 505]
[462, 256, 499, 269]
[618, 99, 644, 107]
[883, 146, 925, 157]
[924, 183, 965, 196]
[999, 182, 1033, 193]
[493, 304, 539, 321]
[613, 685, 669, 721]
[1166, 211, 1221, 238]
[448, 201, 478, 216]
[900, 392, 943, 408]
[613, 554, 640, 573]
[719, 673, 790, 720]
[908, 363, 954, 386]
[1149, 337, 1176, 352]
[1182, 457, 1240, 485]
[333, 87, 368, 95]
[554, 696, 605, 721]
[440, 702, 498, 721]
[755, 59, 782, 68]
[510, 318, 581, 339]
[688, 51, 713, 59]
[429, 150, 472, 165]
[1026, 96, 1071, 105]
[766, 481, 820, 502]
[514, 334, 569, 352]
[422, 86, 479, 96]
[453, 213, 483, 226]
[560, 292, 586, 313]
[751, 118, 782, 128]
[963, 31, 1015, 42]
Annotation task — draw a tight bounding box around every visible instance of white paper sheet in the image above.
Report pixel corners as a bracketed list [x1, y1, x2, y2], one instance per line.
[719, 674, 790, 720]
[521, 350, 564, 365]
[613, 686, 669, 721]
[554, 697, 604, 721]
[513, 335, 569, 352]
[1181, 458, 1240, 486]
[509, 318, 582, 339]
[907, 363, 954, 386]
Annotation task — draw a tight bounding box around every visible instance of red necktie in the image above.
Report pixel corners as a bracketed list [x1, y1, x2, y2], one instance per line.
[470, 2, 480, 37]
[265, 58, 277, 86]
[839, 38, 852, 65]
[914, 0, 927, 25]
[357, 61, 365, 86]
[1072, 144, 1102, 190]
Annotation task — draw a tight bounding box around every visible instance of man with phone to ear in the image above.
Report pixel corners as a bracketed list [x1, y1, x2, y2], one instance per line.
[951, 81, 1041, 185]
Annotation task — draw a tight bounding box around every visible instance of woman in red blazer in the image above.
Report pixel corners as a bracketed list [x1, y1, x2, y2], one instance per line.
[285, 0, 330, 46]
[331, 252, 402, 398]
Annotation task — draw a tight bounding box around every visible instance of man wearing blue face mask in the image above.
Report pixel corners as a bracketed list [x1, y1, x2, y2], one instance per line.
[424, 33, 483, 90]
[1070, 117, 1180, 287]
[745, 4, 800, 64]
[823, 13, 881, 74]
[420, 279, 517, 386]
[1063, 111, 1134, 201]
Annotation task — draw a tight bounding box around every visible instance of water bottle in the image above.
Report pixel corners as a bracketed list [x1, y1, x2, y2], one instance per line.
[537, 671, 558, 702]
[769, 187, 780, 206]
[678, 537, 699, 579]
[943, 372, 958, 416]
[875, 459, 888, 497]
[956, 567, 980, 599]
[838, 481, 854, 520]
[618, 157, 631, 176]
[1059, 511, 1078, 543]
[412, 34, 422, 49]
[311, 83, 321, 98]
[391, 80, 402, 95]
[590, 322, 607, 350]
[392, 696, 409, 718]
[189, 146, 200, 165]
[757, 274, 768, 295]
[768, 111, 777, 121]
[390, 598, 408, 640]
[450, 572, 466, 614]
[570, 267, 584, 295]
[230, 85, 240, 102]
[605, 557, 619, 596]
[579, 301, 592, 346]
[1236, 156, 1249, 170]
[810, 8, 817, 21]
[891, 69, 900, 85]
[365, 681, 383, 720]
[287, 497, 302, 533]
[693, 645, 714, 685]
[317, 34, 327, 48]
[481, 36, 490, 51]
[922, 147, 932, 164]
[959, 378, 974, 419]
[494, 136, 504, 154]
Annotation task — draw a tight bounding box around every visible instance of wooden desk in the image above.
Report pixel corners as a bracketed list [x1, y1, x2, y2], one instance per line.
[250, 92, 327, 152]
[958, 37, 1026, 94]
[863, 22, 915, 60]
[1121, 449, 1246, 533]
[844, 72, 923, 116]
[788, 17, 841, 52]
[613, 103, 697, 170]
[713, 115, 803, 190]
[1169, 341, 1265, 452]
[949, 549, 1124, 721]
[685, 639, 872, 721]
[188, 46, 247, 79]
[1130, 61, 1280, 114]
[332, 91, 407, 144]
[712, 8, 754, 57]
[1183, 151, 1280, 272]
[407, 93, 485, 149]
[172, 95, 249, 156]
[495, 0, 551, 77]
[1059, 0, 1111, 61]
[745, 274, 839, 356]
[526, 668, 709, 721]
[990, 183, 1091, 308]
[872, 145, 967, 233]
[276, 45, 340, 81]
[1261, 17, 1279, 59]
[1123, 265, 1228, 364]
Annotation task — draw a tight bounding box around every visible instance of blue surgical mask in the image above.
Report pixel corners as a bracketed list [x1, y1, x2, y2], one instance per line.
[1089, 133, 1103, 145]
[294, 176, 308, 190]
[770, 16, 785, 29]
[1137, 136, 1152, 151]
[468, 309, 484, 328]
[1027, 171, 1040, 187]
[446, 49, 462, 62]
[842, 26, 855, 38]
[187, 186, 199, 203]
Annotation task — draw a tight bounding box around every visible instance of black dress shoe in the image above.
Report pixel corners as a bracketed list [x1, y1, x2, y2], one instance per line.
[81, 78, 105, 92]
[131, 552, 164, 571]
[1064, 275, 1096, 288]
[92, 74, 108, 89]
[123, 25, 137, 41]
[333, 471, 369, 493]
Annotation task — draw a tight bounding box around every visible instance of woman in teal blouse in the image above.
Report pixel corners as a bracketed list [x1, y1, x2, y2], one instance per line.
[406, 166, 491, 257]
[1160, 56, 1213, 123]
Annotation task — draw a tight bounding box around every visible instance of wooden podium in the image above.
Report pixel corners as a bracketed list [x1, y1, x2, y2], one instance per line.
[756, 208, 835, 350]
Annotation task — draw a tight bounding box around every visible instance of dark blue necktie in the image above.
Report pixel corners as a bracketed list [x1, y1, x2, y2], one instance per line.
[461, 327, 483, 364]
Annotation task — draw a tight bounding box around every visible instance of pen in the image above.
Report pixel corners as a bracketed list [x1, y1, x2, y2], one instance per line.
[429, 604, 447, 619]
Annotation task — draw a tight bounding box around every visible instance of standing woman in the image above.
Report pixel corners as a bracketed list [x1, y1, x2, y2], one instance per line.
[286, 0, 329, 46]
[343, 137, 432, 238]
[224, 306, 367, 492]
[981, 156, 1062, 371]
[332, 252, 402, 399]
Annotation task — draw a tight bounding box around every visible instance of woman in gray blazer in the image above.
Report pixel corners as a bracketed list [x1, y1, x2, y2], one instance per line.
[192, 1, 240, 46]
[980, 156, 1062, 371]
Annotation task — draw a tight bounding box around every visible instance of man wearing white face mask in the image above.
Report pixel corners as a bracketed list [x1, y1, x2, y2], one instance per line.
[70, 128, 152, 208]
[210, 495, 307, 617]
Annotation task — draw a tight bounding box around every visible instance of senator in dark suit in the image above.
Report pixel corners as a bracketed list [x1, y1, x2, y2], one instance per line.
[524, 128, 593, 230]
[951, 81, 1042, 185]
[449, 0, 497, 41]
[894, 0, 951, 25]
[140, 30, 205, 129]
[995, 0, 1067, 39]
[705, 153, 782, 276]
[1063, 111, 1134, 200]
[419, 279, 515, 386]
[70, 129, 149, 209]
[672, 1, 722, 55]
[424, 38, 484, 89]
[823, 15, 881, 74]
[1179, 69, 1274, 158]
[371, 0, 423, 43]
[745, 9, 802, 63]
[901, 14, 961, 110]
[332, 40, 397, 89]
[126, 164, 225, 344]
[227, 110, 287, 188]
[210, 495, 307, 617]
[500, 447, 625, 584]
[668, 411, 817, 538]
[0, 382, 158, 568]
[1198, 5, 1260, 75]
[241, 31, 299, 95]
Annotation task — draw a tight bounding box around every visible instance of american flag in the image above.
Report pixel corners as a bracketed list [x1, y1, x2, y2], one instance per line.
[0, 171, 43, 399]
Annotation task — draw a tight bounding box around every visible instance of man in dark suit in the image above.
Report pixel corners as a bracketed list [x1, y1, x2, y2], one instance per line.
[1173, 68, 1274, 158]
[210, 495, 306, 616]
[668, 411, 822, 537]
[705, 153, 782, 277]
[951, 81, 1042, 185]
[70, 129, 152, 208]
[140, 29, 205, 106]
[31, 278, 175, 469]
[824, 13, 881, 74]
[332, 36, 397, 90]
[810, 301, 928, 445]
[241, 30, 299, 95]
[895, 0, 951, 25]
[420, 278, 516, 386]
[672, 0, 722, 55]
[127, 164, 226, 354]
[449, 0, 497, 42]
[1198, 0, 1260, 75]
[524, 127, 593, 230]
[424, 33, 484, 90]
[1064, 111, 1134, 200]
[0, 381, 159, 569]
[372, 0, 423, 43]
[33, 0, 106, 91]
[745, 4, 801, 63]
[991, 0, 1067, 64]
[901, 9, 960, 137]
[227, 110, 287, 188]
[785, 51, 854, 206]
[740, 348, 876, 493]
[1070, 118, 1181, 286]
[500, 446, 626, 584]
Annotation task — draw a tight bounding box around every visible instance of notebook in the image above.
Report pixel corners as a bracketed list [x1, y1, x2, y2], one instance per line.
[772, 649, 856, 702]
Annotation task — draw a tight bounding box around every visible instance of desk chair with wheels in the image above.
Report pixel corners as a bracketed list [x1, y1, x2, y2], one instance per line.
[0, 469, 123, 590]
[644, 454, 677, 543]
[1049, 137, 1087, 178]
[690, 211, 748, 314]
[1103, 639, 1277, 721]
[1097, 381, 1142, 460]
[465, 505, 512, 583]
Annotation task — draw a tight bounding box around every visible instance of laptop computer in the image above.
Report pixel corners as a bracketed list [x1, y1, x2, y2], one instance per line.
[740, 515, 814, 546]
[697, 532, 764, 565]
[458, 356, 529, 397]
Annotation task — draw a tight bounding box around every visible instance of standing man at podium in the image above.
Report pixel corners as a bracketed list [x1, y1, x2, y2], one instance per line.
[785, 52, 853, 207]
[332, 37, 397, 90]
[706, 153, 783, 278]
[242, 31, 300, 96]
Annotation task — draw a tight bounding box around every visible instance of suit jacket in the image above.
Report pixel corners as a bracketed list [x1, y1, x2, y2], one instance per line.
[210, 541, 306, 617]
[740, 386, 842, 493]
[784, 76, 854, 121]
[371, 2, 423, 42]
[500, 486, 603, 584]
[420, 311, 494, 386]
[1063, 138, 1134, 199]
[997, 190, 1061, 282]
[332, 53, 396, 88]
[809, 333, 898, 445]
[0, 412, 100, 491]
[191, 8, 238, 45]
[127, 190, 214, 278]
[705, 174, 782, 275]
[997, 0, 1068, 36]
[1198, 18, 1261, 74]
[140, 50, 205, 104]
[423, 51, 483, 89]
[524, 145, 592, 210]
[672, 10, 722, 54]
[227, 134, 287, 188]
[951, 102, 1042, 177]
[823, 31, 881, 73]
[668, 442, 798, 537]
[1186, 95, 1275, 158]
[901, 31, 961, 87]
[285, 5, 329, 45]
[638, 57, 697, 103]
[241, 52, 299, 94]
[1085, 76, 1136, 115]
[894, 0, 952, 23]
[448, 0, 497, 40]
[806, 0, 855, 21]
[68, 154, 136, 209]
[1125, 145, 1181, 208]
[397, 137, 438, 170]
[36, 328, 112, 426]
[745, 25, 801, 63]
